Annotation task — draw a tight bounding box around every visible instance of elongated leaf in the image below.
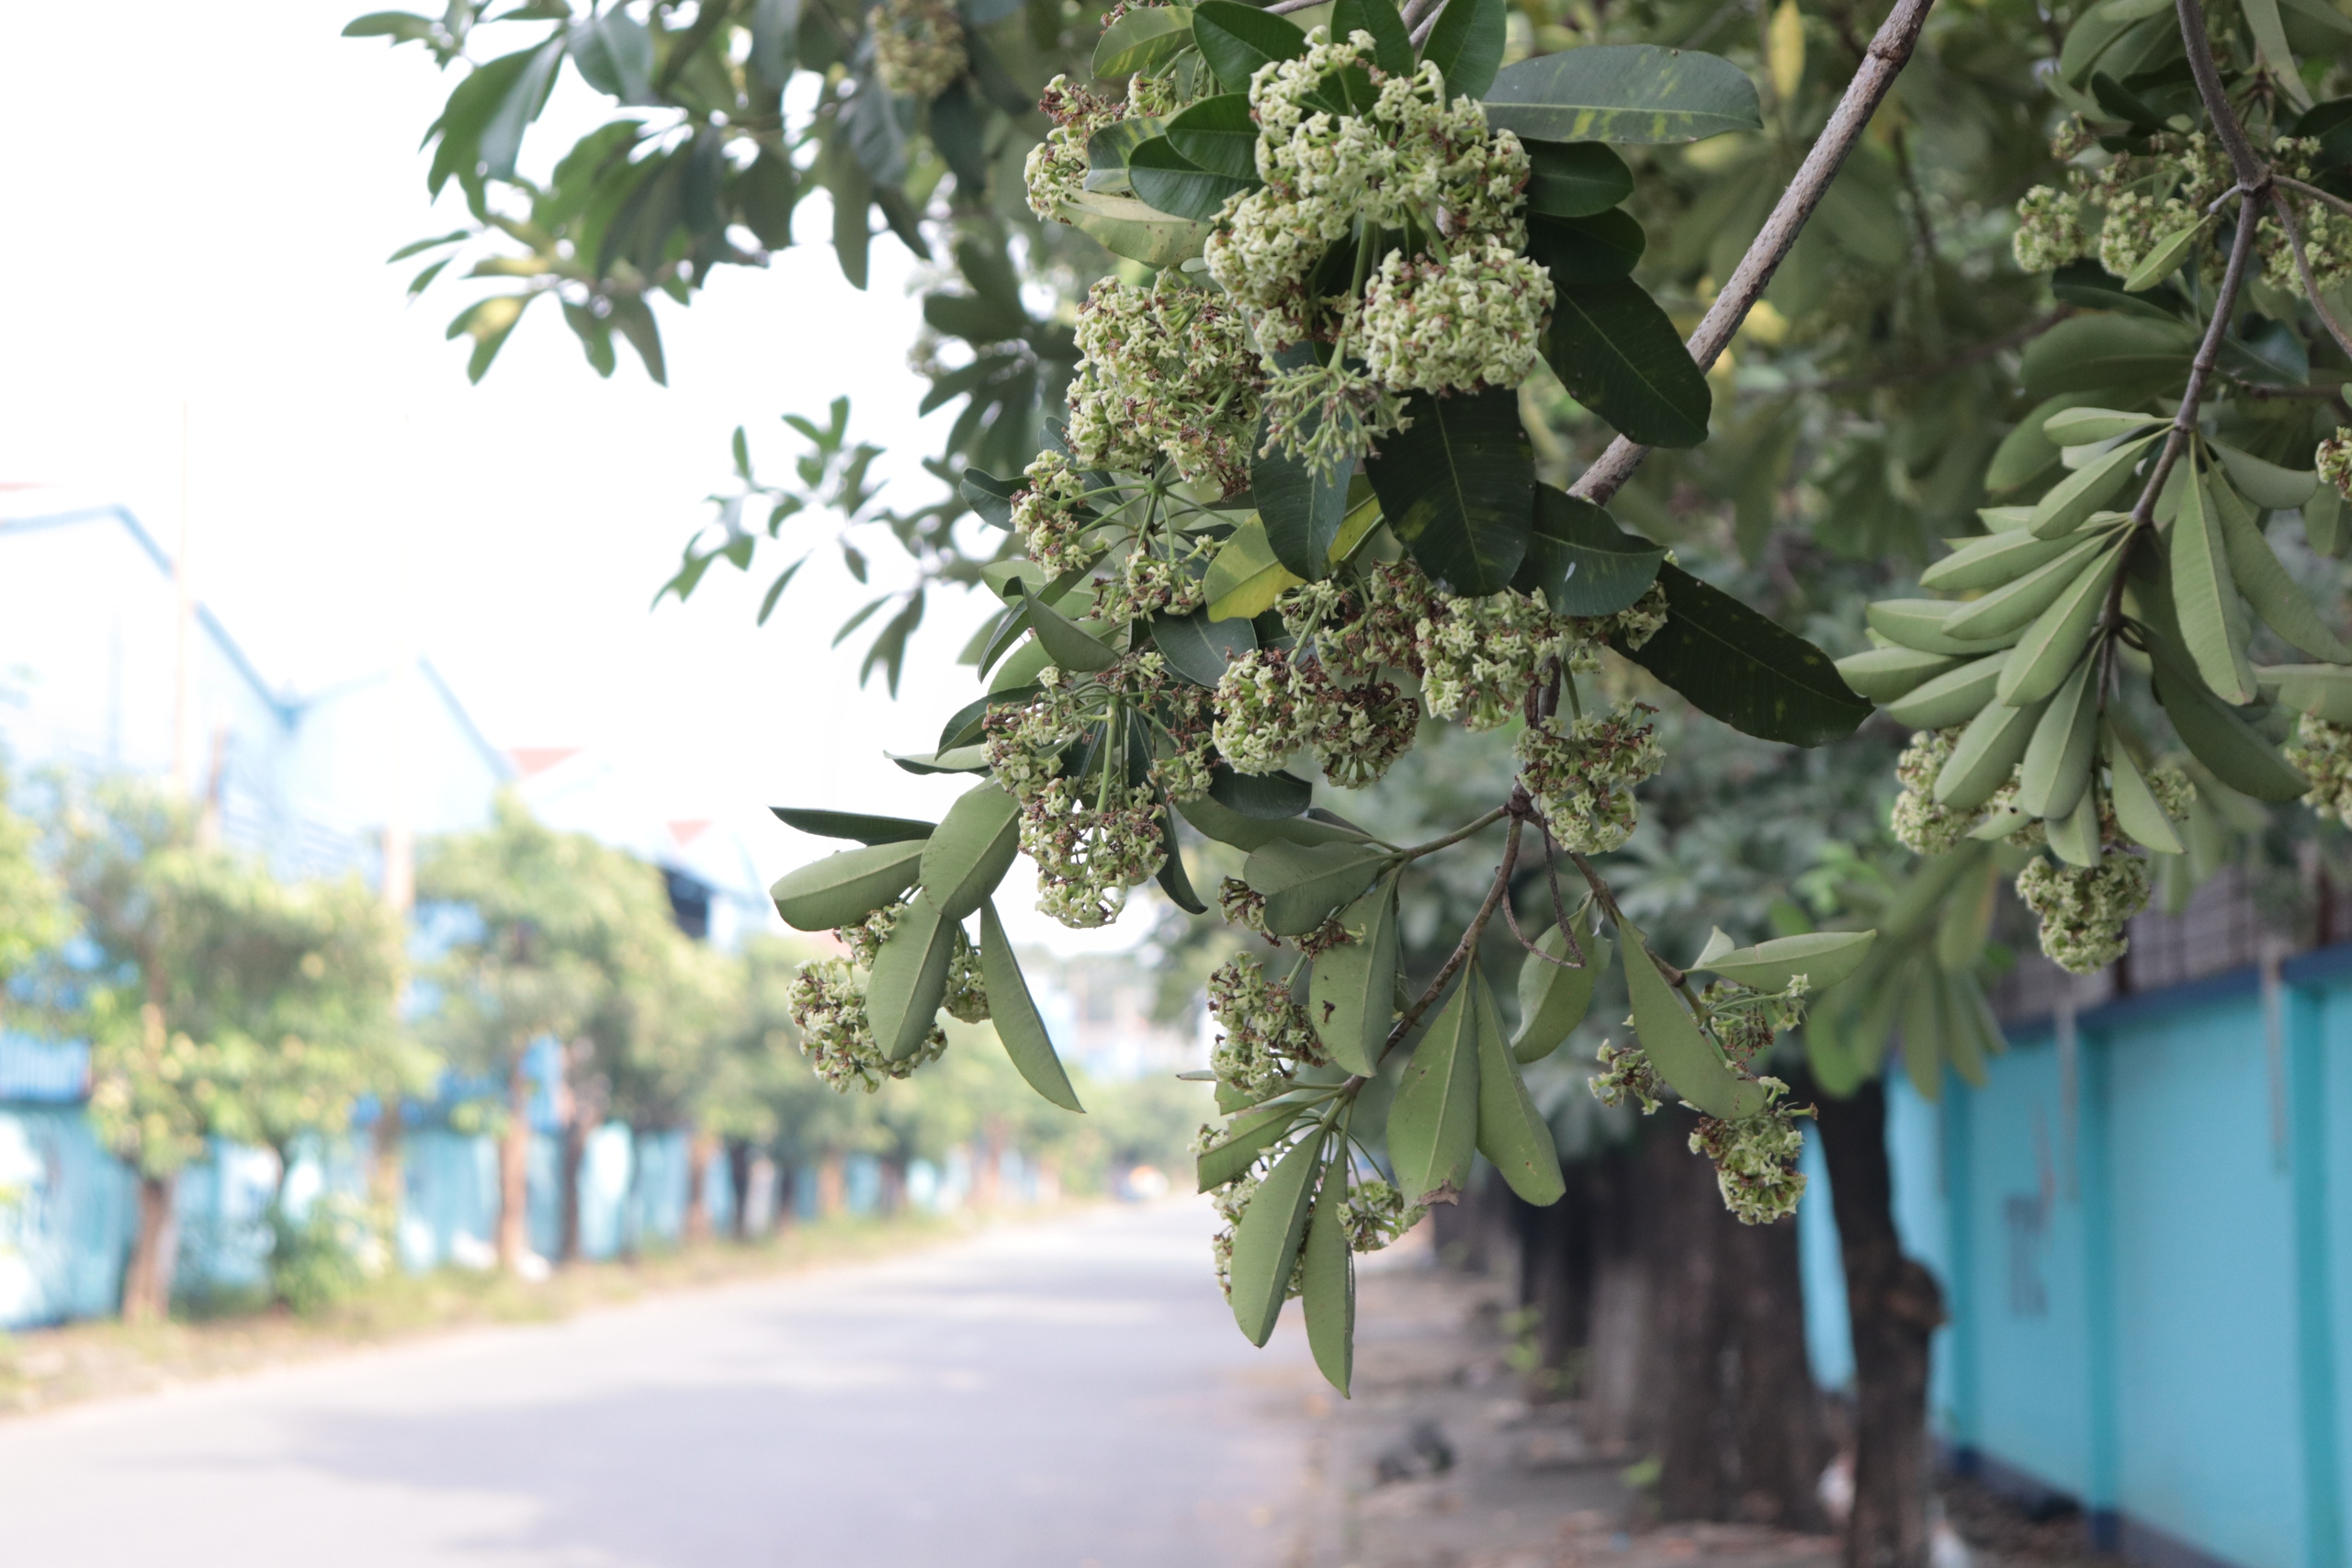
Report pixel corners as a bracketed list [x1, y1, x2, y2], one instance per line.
[1301, 1143, 1355, 1393]
[1510, 486, 1664, 615]
[1621, 922, 1768, 1119]
[2211, 475, 2352, 661]
[1092, 4, 1195, 77]
[770, 807, 934, 844]
[2104, 725, 2186, 854]
[1474, 976, 1565, 1204]
[1204, 514, 1306, 621]
[2211, 440, 2319, 509]
[1944, 527, 2121, 643]
[1618, 564, 1871, 746]
[1696, 930, 1875, 994]
[2121, 215, 2213, 291]
[866, 893, 956, 1059]
[979, 901, 1083, 1111]
[1835, 646, 1958, 703]
[1021, 589, 1120, 671]
[2150, 638, 2311, 800]
[1387, 976, 1481, 1202]
[1886, 650, 2010, 729]
[1151, 607, 1258, 686]
[1996, 536, 2124, 706]
[2020, 315, 2197, 398]
[1308, 878, 1400, 1074]
[2264, 662, 2352, 721]
[888, 744, 990, 774]
[960, 468, 1020, 528]
[1545, 277, 1711, 448]
[1919, 529, 2084, 593]
[1423, 0, 1508, 98]
[1364, 387, 1534, 594]
[1523, 140, 1634, 217]
[1525, 209, 1645, 285]
[1902, 964, 1945, 1102]
[770, 841, 925, 930]
[1514, 920, 1609, 1063]
[1935, 691, 2049, 808]
[2043, 407, 2164, 444]
[1057, 190, 1213, 267]
[1868, 598, 2010, 656]
[1256, 436, 1351, 581]
[1155, 802, 1208, 913]
[2026, 434, 2156, 538]
[1228, 1130, 1322, 1346]
[1334, 0, 1414, 69]
[1163, 92, 1261, 179]
[920, 783, 1023, 920]
[1127, 136, 1253, 221]
[1244, 840, 1392, 934]
[2171, 471, 2259, 705]
[1177, 790, 1360, 849]
[1198, 1095, 1313, 1191]
[1193, 0, 1308, 92]
[2017, 657, 2099, 820]
[1482, 44, 1762, 143]
[1213, 764, 1315, 819]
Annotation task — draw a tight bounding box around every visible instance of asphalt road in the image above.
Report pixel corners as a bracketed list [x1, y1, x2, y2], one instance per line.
[0, 1201, 1322, 1568]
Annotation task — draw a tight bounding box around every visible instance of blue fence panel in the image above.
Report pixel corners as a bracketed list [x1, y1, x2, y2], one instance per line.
[0, 1105, 131, 1327]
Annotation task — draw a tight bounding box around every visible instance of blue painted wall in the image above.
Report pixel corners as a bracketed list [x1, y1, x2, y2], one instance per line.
[1800, 951, 2352, 1568]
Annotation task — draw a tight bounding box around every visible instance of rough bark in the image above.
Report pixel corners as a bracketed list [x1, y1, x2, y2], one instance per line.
[1815, 1081, 1945, 1568]
[495, 1052, 534, 1271]
[120, 1174, 180, 1324]
[684, 1130, 718, 1243]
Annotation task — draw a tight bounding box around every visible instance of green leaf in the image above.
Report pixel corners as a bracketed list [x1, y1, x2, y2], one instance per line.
[1525, 209, 1645, 285]
[2020, 315, 2197, 399]
[1156, 802, 1208, 913]
[1919, 529, 2086, 593]
[865, 893, 956, 1060]
[919, 783, 1023, 920]
[1515, 921, 1609, 1063]
[2017, 656, 2099, 819]
[1617, 564, 1872, 746]
[2214, 477, 2352, 662]
[1510, 486, 1664, 615]
[1163, 93, 1261, 180]
[2121, 214, 2214, 291]
[1255, 435, 1352, 581]
[2149, 637, 2311, 800]
[1127, 136, 1254, 221]
[1243, 840, 1393, 935]
[1092, 4, 1195, 77]
[1307, 878, 1401, 1075]
[1545, 277, 1711, 447]
[1020, 589, 1120, 671]
[1197, 1095, 1314, 1192]
[2263, 662, 2352, 721]
[1934, 690, 2050, 809]
[770, 841, 925, 931]
[1301, 1145, 1355, 1394]
[2104, 724, 2186, 854]
[1387, 976, 1482, 1202]
[1175, 791, 1346, 850]
[1834, 646, 1958, 703]
[924, 289, 1029, 346]
[1522, 140, 1634, 217]
[1204, 514, 1307, 621]
[960, 468, 1020, 529]
[1333, 0, 1414, 70]
[979, 901, 1084, 1111]
[2025, 434, 2155, 539]
[887, 744, 991, 775]
[1228, 1130, 1323, 1346]
[1885, 650, 2011, 729]
[1363, 387, 1535, 594]
[1473, 976, 1565, 1205]
[769, 807, 934, 844]
[1192, 0, 1308, 93]
[1988, 391, 2129, 492]
[1151, 607, 1259, 686]
[1422, 0, 1509, 99]
[1994, 534, 2125, 706]
[1943, 527, 2124, 643]
[1212, 766, 1315, 819]
[1695, 930, 1876, 993]
[1620, 922, 1769, 1120]
[571, 13, 655, 103]
[2244, 0, 2312, 108]
[2043, 407, 2164, 445]
[2172, 471, 2260, 705]
[2211, 440, 2319, 510]
[1482, 44, 1762, 143]
[1057, 190, 1214, 268]
[1867, 598, 2009, 656]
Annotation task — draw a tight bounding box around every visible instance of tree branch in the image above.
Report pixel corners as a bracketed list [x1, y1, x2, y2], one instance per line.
[1569, 0, 1941, 508]
[2271, 189, 2352, 363]
[2279, 175, 2352, 223]
[1364, 815, 1523, 1073]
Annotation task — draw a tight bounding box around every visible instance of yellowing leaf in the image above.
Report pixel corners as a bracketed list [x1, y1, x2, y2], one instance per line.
[1767, 0, 1805, 102]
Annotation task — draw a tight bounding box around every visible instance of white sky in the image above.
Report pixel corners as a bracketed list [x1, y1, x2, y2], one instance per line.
[0, 2, 1142, 954]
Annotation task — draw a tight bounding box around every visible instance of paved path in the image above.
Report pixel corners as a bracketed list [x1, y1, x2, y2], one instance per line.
[0, 1201, 1323, 1568]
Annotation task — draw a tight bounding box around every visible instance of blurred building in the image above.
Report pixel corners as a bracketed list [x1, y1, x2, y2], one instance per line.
[1021, 950, 1204, 1081]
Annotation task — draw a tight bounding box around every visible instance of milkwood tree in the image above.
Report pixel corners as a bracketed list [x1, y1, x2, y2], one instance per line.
[50, 781, 406, 1322]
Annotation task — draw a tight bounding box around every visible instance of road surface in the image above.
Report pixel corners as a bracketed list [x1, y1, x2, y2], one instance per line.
[0, 1201, 1323, 1568]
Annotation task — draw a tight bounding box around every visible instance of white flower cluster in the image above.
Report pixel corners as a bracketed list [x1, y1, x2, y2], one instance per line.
[1023, 75, 1123, 220]
[787, 956, 949, 1092]
[1515, 701, 1665, 855]
[1890, 728, 1974, 855]
[2320, 428, 2352, 505]
[1065, 277, 1265, 495]
[1210, 647, 1422, 789]
[1590, 1040, 1668, 1114]
[873, 0, 967, 101]
[1207, 954, 1327, 1097]
[1008, 451, 1096, 577]
[1358, 237, 1553, 393]
[982, 674, 1170, 929]
[2290, 713, 2352, 822]
[1340, 1176, 1424, 1251]
[2016, 852, 2152, 975]
[1688, 1078, 1811, 1225]
[1418, 589, 1566, 730]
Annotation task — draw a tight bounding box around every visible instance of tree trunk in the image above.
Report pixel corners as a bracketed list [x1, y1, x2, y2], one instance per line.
[495, 1053, 534, 1272]
[558, 1112, 590, 1264]
[727, 1140, 754, 1241]
[1815, 1080, 1946, 1568]
[684, 1130, 718, 1244]
[370, 1105, 405, 1219]
[120, 1174, 180, 1324]
[1634, 1126, 1827, 1529]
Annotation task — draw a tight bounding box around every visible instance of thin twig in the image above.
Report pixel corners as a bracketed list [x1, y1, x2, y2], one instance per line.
[2279, 175, 2352, 223]
[1396, 805, 1510, 862]
[1362, 816, 1523, 1075]
[1568, 0, 1940, 507]
[2272, 189, 2352, 362]
[2123, 195, 2260, 534]
[1537, 818, 1582, 963]
[1408, 0, 1447, 47]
